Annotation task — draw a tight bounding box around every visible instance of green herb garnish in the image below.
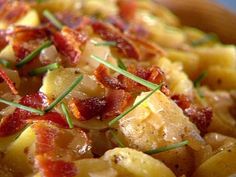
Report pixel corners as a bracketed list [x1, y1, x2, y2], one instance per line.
[29, 63, 59, 76]
[109, 86, 161, 126]
[117, 58, 127, 70]
[110, 130, 125, 147]
[91, 40, 117, 47]
[91, 55, 159, 90]
[16, 41, 52, 68]
[45, 74, 83, 112]
[145, 140, 189, 155]
[191, 34, 218, 46]
[0, 98, 44, 115]
[0, 59, 12, 68]
[194, 71, 208, 98]
[61, 102, 74, 128]
[43, 10, 64, 30]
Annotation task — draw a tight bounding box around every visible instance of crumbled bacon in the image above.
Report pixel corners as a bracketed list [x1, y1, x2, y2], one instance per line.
[35, 155, 77, 177]
[0, 1, 29, 24]
[107, 16, 128, 32]
[95, 64, 169, 95]
[103, 89, 134, 119]
[171, 94, 212, 135]
[117, 0, 137, 21]
[53, 27, 88, 66]
[0, 68, 18, 95]
[69, 97, 106, 121]
[92, 21, 140, 60]
[184, 106, 212, 135]
[0, 92, 47, 136]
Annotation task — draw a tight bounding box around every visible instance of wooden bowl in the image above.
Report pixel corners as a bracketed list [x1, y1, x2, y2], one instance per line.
[155, 0, 236, 44]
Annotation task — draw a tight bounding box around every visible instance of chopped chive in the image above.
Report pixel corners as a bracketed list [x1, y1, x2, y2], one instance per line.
[109, 86, 161, 126]
[191, 33, 218, 46]
[36, 0, 46, 3]
[91, 40, 117, 47]
[117, 58, 127, 70]
[61, 102, 74, 128]
[110, 130, 125, 147]
[29, 63, 59, 76]
[145, 140, 189, 155]
[45, 74, 83, 112]
[43, 10, 64, 30]
[194, 71, 208, 87]
[91, 55, 159, 90]
[0, 59, 12, 68]
[0, 98, 44, 115]
[16, 41, 52, 68]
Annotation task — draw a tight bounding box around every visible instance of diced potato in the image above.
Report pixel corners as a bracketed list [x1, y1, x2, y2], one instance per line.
[0, 45, 16, 63]
[40, 68, 104, 100]
[203, 66, 236, 90]
[155, 57, 193, 95]
[15, 10, 40, 27]
[193, 45, 236, 71]
[102, 148, 176, 177]
[0, 135, 18, 152]
[1, 126, 35, 176]
[167, 49, 200, 78]
[192, 145, 236, 177]
[117, 90, 204, 176]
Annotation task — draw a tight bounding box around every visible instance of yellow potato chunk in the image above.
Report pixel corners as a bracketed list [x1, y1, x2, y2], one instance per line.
[1, 126, 35, 176]
[102, 148, 176, 177]
[204, 66, 236, 90]
[192, 145, 236, 177]
[15, 10, 40, 27]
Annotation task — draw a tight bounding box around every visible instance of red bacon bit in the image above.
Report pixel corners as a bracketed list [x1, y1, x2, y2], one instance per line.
[0, 68, 18, 95]
[0, 92, 47, 136]
[94, 64, 125, 90]
[53, 27, 87, 66]
[0, 1, 29, 24]
[35, 156, 77, 177]
[107, 16, 128, 32]
[171, 94, 191, 110]
[103, 89, 134, 119]
[69, 97, 106, 120]
[92, 21, 140, 60]
[117, 0, 137, 21]
[171, 94, 212, 135]
[184, 106, 212, 135]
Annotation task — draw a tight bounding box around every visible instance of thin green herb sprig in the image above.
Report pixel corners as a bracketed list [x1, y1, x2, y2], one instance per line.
[91, 40, 117, 47]
[109, 86, 161, 126]
[16, 41, 52, 68]
[110, 130, 125, 147]
[45, 74, 83, 112]
[0, 98, 44, 115]
[194, 71, 208, 98]
[191, 33, 218, 46]
[117, 58, 127, 70]
[61, 103, 74, 129]
[145, 140, 189, 155]
[91, 55, 159, 90]
[0, 59, 12, 68]
[43, 10, 64, 29]
[29, 63, 59, 76]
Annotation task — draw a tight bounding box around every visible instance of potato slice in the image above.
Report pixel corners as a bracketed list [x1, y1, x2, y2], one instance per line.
[192, 144, 236, 177]
[204, 66, 236, 90]
[15, 10, 40, 27]
[1, 126, 35, 176]
[102, 148, 176, 177]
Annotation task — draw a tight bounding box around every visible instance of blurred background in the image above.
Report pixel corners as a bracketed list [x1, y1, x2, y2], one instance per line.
[156, 0, 236, 44]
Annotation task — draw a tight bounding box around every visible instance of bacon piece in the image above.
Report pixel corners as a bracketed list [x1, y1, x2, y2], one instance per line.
[103, 89, 134, 119]
[53, 27, 87, 66]
[184, 106, 212, 135]
[171, 94, 212, 135]
[117, 0, 137, 21]
[107, 16, 128, 32]
[0, 92, 47, 137]
[92, 21, 140, 60]
[69, 97, 106, 120]
[0, 68, 18, 95]
[35, 156, 77, 177]
[94, 64, 125, 90]
[0, 1, 29, 24]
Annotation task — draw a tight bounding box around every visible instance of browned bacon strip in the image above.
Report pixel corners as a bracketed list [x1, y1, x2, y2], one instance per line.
[92, 21, 140, 60]
[53, 27, 87, 66]
[0, 68, 18, 95]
